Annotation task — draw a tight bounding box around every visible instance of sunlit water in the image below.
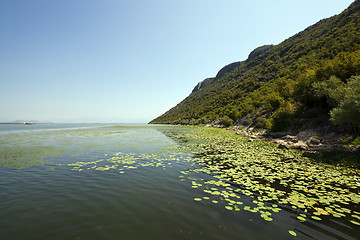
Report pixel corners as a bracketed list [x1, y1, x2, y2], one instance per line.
[0, 124, 358, 240]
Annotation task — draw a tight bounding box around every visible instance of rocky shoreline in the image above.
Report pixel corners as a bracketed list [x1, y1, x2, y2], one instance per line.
[216, 125, 360, 158]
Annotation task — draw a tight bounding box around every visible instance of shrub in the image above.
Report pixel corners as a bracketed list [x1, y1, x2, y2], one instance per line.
[330, 76, 360, 134]
[255, 117, 272, 129]
[270, 104, 296, 132]
[312, 76, 346, 108]
[219, 116, 234, 127]
[264, 93, 283, 113]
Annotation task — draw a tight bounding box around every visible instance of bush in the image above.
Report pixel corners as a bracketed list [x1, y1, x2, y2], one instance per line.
[312, 76, 346, 108]
[255, 117, 272, 129]
[339, 136, 360, 145]
[219, 116, 234, 127]
[271, 112, 294, 132]
[270, 105, 296, 132]
[330, 76, 360, 134]
[264, 93, 283, 113]
[294, 70, 320, 107]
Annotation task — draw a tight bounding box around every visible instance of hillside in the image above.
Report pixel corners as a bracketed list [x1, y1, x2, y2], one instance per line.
[150, 1, 360, 135]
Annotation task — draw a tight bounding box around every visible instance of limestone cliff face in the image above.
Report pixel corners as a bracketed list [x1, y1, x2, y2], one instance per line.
[191, 45, 273, 94]
[214, 61, 243, 80]
[247, 45, 273, 61]
[191, 78, 214, 93]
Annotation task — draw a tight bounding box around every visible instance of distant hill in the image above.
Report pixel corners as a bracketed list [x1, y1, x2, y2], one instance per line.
[1, 120, 53, 124]
[150, 0, 360, 134]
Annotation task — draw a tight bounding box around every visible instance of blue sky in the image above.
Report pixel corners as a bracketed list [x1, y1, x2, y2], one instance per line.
[0, 0, 354, 123]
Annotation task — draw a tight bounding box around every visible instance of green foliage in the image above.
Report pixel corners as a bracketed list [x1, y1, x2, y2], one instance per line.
[255, 117, 272, 129]
[150, 1, 360, 130]
[270, 106, 296, 132]
[339, 135, 360, 146]
[224, 107, 241, 122]
[294, 70, 317, 106]
[353, 137, 360, 146]
[312, 76, 346, 107]
[263, 93, 283, 113]
[330, 76, 360, 132]
[218, 116, 234, 127]
[314, 51, 360, 82]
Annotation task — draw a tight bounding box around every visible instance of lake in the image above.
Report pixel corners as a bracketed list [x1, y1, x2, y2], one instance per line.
[0, 124, 359, 239]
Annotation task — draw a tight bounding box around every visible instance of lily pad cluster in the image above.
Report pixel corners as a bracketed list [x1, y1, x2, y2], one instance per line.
[66, 147, 194, 174]
[172, 127, 360, 236]
[181, 167, 282, 223]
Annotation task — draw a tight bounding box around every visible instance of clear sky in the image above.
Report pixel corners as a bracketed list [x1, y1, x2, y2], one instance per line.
[0, 0, 354, 123]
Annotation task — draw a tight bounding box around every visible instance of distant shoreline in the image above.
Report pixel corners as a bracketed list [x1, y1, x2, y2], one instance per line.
[0, 121, 53, 124]
[0, 123, 37, 125]
[0, 122, 33, 124]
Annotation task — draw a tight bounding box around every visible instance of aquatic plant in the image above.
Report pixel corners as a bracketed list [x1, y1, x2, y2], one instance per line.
[2, 125, 359, 237]
[172, 127, 360, 236]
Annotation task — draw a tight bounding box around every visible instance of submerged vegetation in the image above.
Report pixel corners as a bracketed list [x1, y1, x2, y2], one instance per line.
[150, 0, 360, 137]
[0, 126, 129, 169]
[0, 145, 58, 169]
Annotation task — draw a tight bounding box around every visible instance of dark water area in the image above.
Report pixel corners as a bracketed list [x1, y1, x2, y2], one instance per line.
[0, 124, 359, 239]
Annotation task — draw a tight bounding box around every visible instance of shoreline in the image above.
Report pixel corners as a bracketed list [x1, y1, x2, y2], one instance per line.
[232, 125, 360, 151]
[233, 126, 357, 150]
[199, 124, 360, 168]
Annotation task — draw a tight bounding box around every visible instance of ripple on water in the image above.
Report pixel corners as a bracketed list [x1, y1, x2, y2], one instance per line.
[1, 126, 359, 240]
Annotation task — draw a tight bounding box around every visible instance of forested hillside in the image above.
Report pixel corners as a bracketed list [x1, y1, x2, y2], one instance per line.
[150, 0, 360, 134]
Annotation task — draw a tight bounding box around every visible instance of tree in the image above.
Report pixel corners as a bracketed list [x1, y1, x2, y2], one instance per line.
[330, 76, 360, 134]
[219, 116, 234, 127]
[312, 76, 346, 108]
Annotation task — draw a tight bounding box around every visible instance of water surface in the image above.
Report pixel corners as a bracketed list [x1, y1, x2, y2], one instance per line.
[0, 124, 359, 239]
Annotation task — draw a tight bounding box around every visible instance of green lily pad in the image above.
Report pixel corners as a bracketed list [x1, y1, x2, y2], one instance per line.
[264, 217, 273, 222]
[225, 206, 233, 211]
[350, 220, 360, 225]
[297, 216, 306, 222]
[311, 216, 322, 221]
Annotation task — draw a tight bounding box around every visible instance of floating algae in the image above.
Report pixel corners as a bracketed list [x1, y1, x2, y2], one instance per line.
[0, 125, 148, 169]
[0, 145, 60, 169]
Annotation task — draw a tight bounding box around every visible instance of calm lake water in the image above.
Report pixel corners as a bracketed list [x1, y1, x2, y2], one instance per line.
[0, 124, 358, 240]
